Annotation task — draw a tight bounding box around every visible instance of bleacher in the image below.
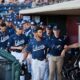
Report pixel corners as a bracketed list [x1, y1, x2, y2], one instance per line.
[0, 0, 74, 16]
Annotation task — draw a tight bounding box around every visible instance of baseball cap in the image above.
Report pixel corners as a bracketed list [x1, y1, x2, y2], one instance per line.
[16, 24, 23, 30]
[31, 21, 36, 25]
[8, 7, 14, 10]
[6, 18, 13, 22]
[53, 25, 60, 30]
[21, 20, 30, 25]
[46, 25, 52, 30]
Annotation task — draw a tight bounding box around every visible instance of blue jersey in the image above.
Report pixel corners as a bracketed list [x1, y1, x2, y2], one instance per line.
[0, 31, 9, 49]
[24, 27, 33, 40]
[6, 27, 15, 36]
[45, 34, 54, 41]
[45, 34, 54, 54]
[8, 33, 28, 52]
[26, 38, 48, 60]
[48, 36, 67, 56]
[43, 32, 46, 38]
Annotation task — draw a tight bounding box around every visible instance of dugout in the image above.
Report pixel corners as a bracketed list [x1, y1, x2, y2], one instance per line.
[19, 1, 80, 79]
[20, 0, 80, 44]
[19, 0, 80, 58]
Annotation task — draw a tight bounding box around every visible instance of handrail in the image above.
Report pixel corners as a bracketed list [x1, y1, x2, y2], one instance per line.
[0, 49, 20, 80]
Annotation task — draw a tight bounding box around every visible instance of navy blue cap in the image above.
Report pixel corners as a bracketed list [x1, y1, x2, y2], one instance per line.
[53, 25, 60, 30]
[8, 7, 14, 10]
[39, 22, 46, 28]
[46, 25, 52, 30]
[40, 22, 45, 26]
[21, 20, 26, 24]
[6, 18, 13, 22]
[39, 22, 46, 29]
[21, 20, 30, 24]
[31, 21, 36, 25]
[16, 25, 23, 30]
[31, 21, 34, 25]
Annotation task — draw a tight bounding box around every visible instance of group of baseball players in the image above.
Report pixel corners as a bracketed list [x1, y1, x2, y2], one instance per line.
[0, 11, 79, 80]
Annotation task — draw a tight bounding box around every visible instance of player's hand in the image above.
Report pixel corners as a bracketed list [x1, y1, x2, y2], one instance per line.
[61, 49, 66, 57]
[64, 45, 68, 49]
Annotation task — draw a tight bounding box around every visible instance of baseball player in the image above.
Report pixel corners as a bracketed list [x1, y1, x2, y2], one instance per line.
[7, 25, 28, 63]
[48, 25, 67, 80]
[6, 18, 15, 36]
[24, 26, 49, 80]
[43, 25, 53, 80]
[22, 20, 32, 40]
[0, 22, 10, 50]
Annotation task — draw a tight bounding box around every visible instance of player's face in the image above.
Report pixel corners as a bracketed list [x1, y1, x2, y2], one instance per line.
[53, 29, 60, 37]
[0, 19, 2, 23]
[37, 30, 43, 38]
[9, 10, 13, 13]
[25, 23, 31, 29]
[7, 22, 12, 27]
[1, 27, 6, 32]
[46, 28, 52, 36]
[16, 29, 23, 35]
[23, 23, 26, 30]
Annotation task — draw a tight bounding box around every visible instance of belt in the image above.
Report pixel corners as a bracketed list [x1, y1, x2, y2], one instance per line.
[11, 50, 22, 53]
[33, 58, 45, 61]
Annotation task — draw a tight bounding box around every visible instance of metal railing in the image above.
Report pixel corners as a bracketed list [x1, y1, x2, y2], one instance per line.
[0, 49, 20, 80]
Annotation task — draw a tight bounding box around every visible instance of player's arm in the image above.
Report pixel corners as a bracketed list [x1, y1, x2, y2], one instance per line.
[21, 35, 29, 52]
[10, 36, 28, 51]
[68, 43, 79, 48]
[60, 36, 69, 57]
[61, 43, 79, 57]
[61, 45, 68, 57]
[7, 36, 24, 51]
[10, 46, 24, 50]
[61, 47, 68, 57]
[22, 42, 32, 60]
[64, 43, 79, 50]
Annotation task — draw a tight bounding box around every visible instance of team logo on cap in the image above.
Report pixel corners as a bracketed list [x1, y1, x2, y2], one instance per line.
[54, 25, 57, 29]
